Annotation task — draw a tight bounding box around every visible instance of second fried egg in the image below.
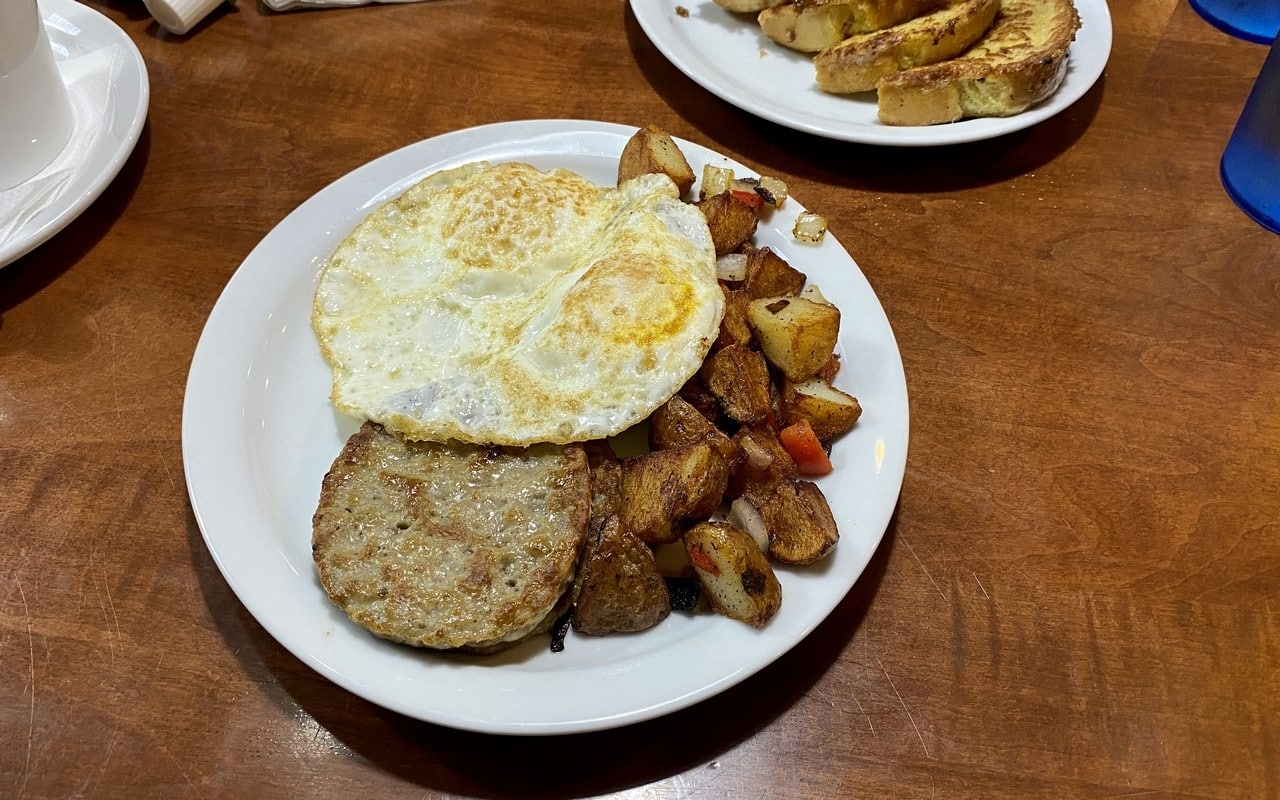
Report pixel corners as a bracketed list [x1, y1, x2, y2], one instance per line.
[312, 160, 723, 446]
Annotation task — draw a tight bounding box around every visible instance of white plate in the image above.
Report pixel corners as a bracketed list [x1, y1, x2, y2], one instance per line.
[182, 119, 910, 735]
[630, 0, 1112, 146]
[0, 0, 149, 267]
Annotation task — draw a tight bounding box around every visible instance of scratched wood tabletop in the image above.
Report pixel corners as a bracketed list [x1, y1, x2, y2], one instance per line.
[2, 0, 1278, 797]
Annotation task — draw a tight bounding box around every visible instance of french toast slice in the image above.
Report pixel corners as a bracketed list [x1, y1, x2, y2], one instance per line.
[814, 0, 1002, 94]
[876, 0, 1081, 125]
[758, 0, 950, 53]
[713, 0, 786, 14]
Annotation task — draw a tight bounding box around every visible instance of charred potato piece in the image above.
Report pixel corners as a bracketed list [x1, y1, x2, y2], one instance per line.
[714, 287, 755, 351]
[617, 125, 696, 197]
[697, 192, 759, 256]
[815, 353, 842, 384]
[729, 424, 798, 498]
[747, 296, 841, 382]
[572, 515, 672, 636]
[743, 478, 839, 565]
[685, 521, 782, 627]
[700, 343, 772, 425]
[743, 247, 806, 300]
[779, 377, 862, 442]
[619, 443, 729, 545]
[648, 394, 743, 468]
[677, 378, 724, 423]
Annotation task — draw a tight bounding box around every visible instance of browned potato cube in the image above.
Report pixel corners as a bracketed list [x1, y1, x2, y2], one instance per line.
[572, 515, 672, 636]
[743, 478, 839, 564]
[700, 343, 772, 425]
[697, 192, 759, 256]
[746, 296, 841, 382]
[684, 521, 782, 627]
[619, 443, 729, 544]
[728, 424, 797, 498]
[743, 247, 806, 299]
[779, 377, 862, 441]
[676, 378, 724, 423]
[617, 125, 696, 197]
[648, 394, 743, 468]
[714, 287, 755, 351]
[814, 353, 842, 384]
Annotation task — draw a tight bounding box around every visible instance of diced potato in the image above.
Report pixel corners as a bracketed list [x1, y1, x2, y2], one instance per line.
[728, 424, 798, 498]
[779, 377, 862, 441]
[700, 164, 734, 199]
[699, 342, 772, 425]
[617, 125, 696, 197]
[677, 378, 724, 423]
[684, 521, 782, 627]
[697, 192, 760, 256]
[793, 211, 828, 243]
[746, 296, 841, 382]
[619, 443, 729, 545]
[572, 515, 672, 636]
[714, 287, 754, 351]
[743, 246, 806, 299]
[799, 282, 828, 304]
[815, 353, 842, 383]
[743, 478, 839, 565]
[648, 394, 743, 469]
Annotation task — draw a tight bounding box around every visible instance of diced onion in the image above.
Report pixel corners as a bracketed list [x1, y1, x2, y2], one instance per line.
[716, 253, 748, 282]
[793, 211, 828, 243]
[759, 176, 788, 208]
[728, 498, 770, 553]
[739, 435, 773, 470]
[700, 164, 733, 199]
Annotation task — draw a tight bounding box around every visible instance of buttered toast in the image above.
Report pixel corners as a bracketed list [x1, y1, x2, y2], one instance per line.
[758, 0, 949, 53]
[876, 0, 1081, 125]
[814, 0, 1003, 94]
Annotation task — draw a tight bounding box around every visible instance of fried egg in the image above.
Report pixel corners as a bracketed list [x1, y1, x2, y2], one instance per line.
[312, 160, 723, 446]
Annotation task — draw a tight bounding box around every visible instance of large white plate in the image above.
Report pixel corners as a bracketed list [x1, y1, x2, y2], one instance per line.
[0, 0, 149, 267]
[182, 119, 909, 735]
[630, 0, 1112, 146]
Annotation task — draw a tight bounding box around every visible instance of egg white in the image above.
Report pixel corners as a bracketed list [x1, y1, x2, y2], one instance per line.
[312, 161, 724, 446]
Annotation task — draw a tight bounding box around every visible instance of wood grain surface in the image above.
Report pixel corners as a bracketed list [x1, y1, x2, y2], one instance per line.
[2, 1, 1278, 797]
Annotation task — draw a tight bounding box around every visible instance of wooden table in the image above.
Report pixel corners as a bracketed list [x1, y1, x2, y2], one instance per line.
[3, 1, 1277, 796]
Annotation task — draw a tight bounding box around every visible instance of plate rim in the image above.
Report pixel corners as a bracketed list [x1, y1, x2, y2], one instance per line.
[629, 0, 1113, 146]
[182, 118, 910, 735]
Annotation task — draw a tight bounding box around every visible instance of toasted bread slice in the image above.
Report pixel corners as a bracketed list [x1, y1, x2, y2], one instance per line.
[759, 0, 949, 53]
[876, 0, 1081, 125]
[312, 422, 590, 652]
[714, 0, 786, 13]
[814, 0, 1002, 94]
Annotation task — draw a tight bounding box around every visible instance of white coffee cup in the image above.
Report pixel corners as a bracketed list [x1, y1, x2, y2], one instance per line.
[0, 0, 75, 191]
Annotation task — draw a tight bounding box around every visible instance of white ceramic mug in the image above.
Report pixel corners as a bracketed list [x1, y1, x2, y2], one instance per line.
[0, 0, 75, 191]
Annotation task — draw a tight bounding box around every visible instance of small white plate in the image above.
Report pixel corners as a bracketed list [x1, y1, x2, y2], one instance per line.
[0, 0, 149, 267]
[630, 0, 1112, 146]
[182, 119, 910, 735]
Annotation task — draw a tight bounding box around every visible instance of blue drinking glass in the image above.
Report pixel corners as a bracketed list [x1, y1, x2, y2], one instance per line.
[1218, 34, 1280, 233]
[1189, 2, 1280, 234]
[1188, 0, 1280, 44]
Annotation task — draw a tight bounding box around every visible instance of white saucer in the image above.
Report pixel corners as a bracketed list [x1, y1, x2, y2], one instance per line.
[0, 0, 149, 267]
